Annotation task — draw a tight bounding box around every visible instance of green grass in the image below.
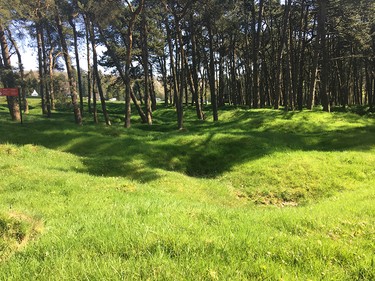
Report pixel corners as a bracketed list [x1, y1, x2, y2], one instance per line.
[0, 98, 374, 280]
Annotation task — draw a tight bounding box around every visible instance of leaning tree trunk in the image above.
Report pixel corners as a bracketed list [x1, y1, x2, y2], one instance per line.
[6, 27, 28, 114]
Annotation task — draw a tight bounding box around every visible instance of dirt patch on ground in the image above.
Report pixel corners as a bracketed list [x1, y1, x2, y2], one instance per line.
[0, 211, 43, 262]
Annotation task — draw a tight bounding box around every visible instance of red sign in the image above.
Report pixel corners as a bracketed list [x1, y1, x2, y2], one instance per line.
[0, 88, 19, 97]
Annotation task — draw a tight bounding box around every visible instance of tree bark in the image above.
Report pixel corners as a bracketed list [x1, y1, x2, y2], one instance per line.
[274, 0, 291, 109]
[88, 20, 111, 126]
[0, 24, 20, 121]
[208, 22, 218, 121]
[189, 13, 204, 119]
[141, 9, 152, 125]
[317, 0, 330, 112]
[84, 15, 92, 114]
[36, 22, 47, 115]
[54, 5, 82, 125]
[69, 16, 84, 117]
[6, 28, 28, 114]
[251, 0, 264, 108]
[124, 0, 144, 128]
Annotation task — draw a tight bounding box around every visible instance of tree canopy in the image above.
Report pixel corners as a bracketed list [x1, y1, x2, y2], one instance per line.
[1, 0, 374, 126]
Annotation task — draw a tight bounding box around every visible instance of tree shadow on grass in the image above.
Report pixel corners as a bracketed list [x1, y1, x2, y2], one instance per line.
[0, 109, 374, 182]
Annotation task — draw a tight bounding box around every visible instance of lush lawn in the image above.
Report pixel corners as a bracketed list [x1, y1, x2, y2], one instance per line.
[0, 98, 375, 280]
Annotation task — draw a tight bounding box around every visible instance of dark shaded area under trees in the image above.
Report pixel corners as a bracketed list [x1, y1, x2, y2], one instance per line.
[1, 0, 374, 128]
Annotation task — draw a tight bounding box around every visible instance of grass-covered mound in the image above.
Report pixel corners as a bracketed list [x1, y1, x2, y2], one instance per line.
[0, 98, 374, 280]
[0, 212, 42, 262]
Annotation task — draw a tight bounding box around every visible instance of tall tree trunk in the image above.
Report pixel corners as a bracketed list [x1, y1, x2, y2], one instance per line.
[251, 0, 264, 108]
[124, 0, 144, 128]
[36, 22, 47, 115]
[41, 26, 51, 117]
[308, 44, 319, 109]
[97, 25, 147, 123]
[165, 18, 179, 111]
[297, 1, 308, 111]
[88, 20, 111, 126]
[46, 28, 56, 111]
[318, 0, 330, 112]
[54, 5, 82, 125]
[208, 22, 218, 121]
[6, 28, 28, 114]
[371, 24, 375, 111]
[274, 0, 291, 109]
[48, 48, 55, 111]
[84, 15, 92, 114]
[0, 24, 20, 121]
[69, 16, 84, 117]
[175, 21, 185, 129]
[92, 67, 98, 123]
[189, 13, 204, 119]
[141, 10, 152, 125]
[158, 54, 169, 106]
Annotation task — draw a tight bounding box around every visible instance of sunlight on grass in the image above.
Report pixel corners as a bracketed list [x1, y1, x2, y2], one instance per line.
[0, 99, 375, 280]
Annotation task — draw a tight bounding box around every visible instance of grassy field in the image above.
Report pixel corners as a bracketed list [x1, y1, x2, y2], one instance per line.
[0, 98, 374, 280]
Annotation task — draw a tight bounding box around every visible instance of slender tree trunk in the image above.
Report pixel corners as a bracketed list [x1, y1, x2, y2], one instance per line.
[165, 16, 183, 128]
[89, 21, 111, 126]
[123, 0, 144, 128]
[158, 55, 169, 106]
[69, 17, 84, 117]
[371, 25, 375, 111]
[274, 0, 291, 109]
[208, 22, 218, 121]
[41, 27, 51, 117]
[54, 5, 82, 125]
[297, 1, 308, 111]
[84, 15, 92, 114]
[318, 0, 330, 112]
[165, 18, 179, 111]
[189, 13, 204, 119]
[149, 64, 157, 110]
[36, 23, 47, 115]
[48, 49, 55, 111]
[175, 21, 185, 129]
[92, 68, 98, 123]
[96, 25, 147, 123]
[251, 0, 264, 108]
[141, 10, 152, 124]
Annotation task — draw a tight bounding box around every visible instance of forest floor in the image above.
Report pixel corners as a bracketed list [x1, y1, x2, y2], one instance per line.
[0, 98, 375, 280]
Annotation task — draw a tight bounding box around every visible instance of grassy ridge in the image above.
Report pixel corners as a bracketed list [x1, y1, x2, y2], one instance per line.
[0, 98, 374, 280]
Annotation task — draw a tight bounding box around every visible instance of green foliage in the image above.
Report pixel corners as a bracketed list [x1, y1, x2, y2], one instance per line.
[0, 98, 374, 279]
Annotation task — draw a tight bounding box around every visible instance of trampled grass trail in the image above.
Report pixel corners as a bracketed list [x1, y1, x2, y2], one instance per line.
[0, 99, 374, 280]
